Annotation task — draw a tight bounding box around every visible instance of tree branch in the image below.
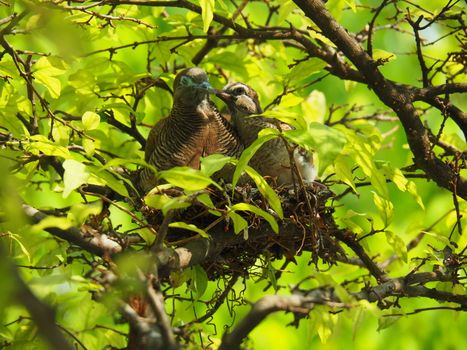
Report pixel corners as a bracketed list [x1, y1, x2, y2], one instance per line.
[1, 245, 74, 350]
[220, 270, 466, 349]
[292, 0, 467, 199]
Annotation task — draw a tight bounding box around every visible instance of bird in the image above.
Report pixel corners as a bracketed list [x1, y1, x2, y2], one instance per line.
[215, 82, 317, 186]
[138, 67, 243, 193]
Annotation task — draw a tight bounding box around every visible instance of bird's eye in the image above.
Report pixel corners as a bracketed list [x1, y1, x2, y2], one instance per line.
[180, 76, 192, 86]
[232, 87, 245, 96]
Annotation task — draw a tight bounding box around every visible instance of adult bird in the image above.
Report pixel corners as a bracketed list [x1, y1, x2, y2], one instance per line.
[139, 68, 243, 192]
[216, 82, 316, 186]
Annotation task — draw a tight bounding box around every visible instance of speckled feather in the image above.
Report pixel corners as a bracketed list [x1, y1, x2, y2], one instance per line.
[218, 82, 316, 185]
[139, 68, 242, 192]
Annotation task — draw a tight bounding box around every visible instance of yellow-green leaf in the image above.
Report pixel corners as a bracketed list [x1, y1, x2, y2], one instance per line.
[63, 159, 90, 198]
[169, 222, 209, 238]
[230, 203, 278, 233]
[159, 167, 217, 191]
[82, 111, 100, 130]
[200, 0, 215, 32]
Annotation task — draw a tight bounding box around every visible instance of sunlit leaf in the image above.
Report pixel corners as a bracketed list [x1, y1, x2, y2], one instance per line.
[229, 203, 278, 233]
[228, 211, 248, 235]
[232, 128, 279, 187]
[372, 191, 393, 227]
[244, 165, 283, 219]
[28, 135, 71, 159]
[373, 49, 397, 62]
[169, 222, 209, 238]
[200, 154, 232, 177]
[283, 123, 346, 174]
[63, 159, 90, 198]
[200, 0, 215, 32]
[160, 167, 218, 191]
[385, 230, 407, 262]
[82, 111, 100, 130]
[287, 60, 327, 86]
[334, 155, 357, 193]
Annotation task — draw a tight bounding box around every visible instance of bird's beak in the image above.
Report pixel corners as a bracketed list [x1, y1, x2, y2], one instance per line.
[214, 90, 234, 103]
[197, 81, 214, 92]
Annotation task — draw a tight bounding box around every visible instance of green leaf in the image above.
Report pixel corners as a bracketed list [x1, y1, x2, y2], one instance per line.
[144, 193, 191, 215]
[159, 167, 217, 191]
[345, 131, 388, 198]
[28, 135, 71, 159]
[82, 111, 100, 130]
[6, 233, 31, 262]
[378, 314, 402, 331]
[196, 193, 216, 209]
[232, 128, 279, 187]
[33, 57, 67, 99]
[287, 59, 327, 86]
[200, 0, 215, 32]
[334, 155, 357, 193]
[169, 222, 209, 238]
[381, 163, 424, 209]
[82, 138, 95, 156]
[228, 211, 248, 235]
[283, 123, 346, 174]
[302, 90, 327, 124]
[200, 154, 232, 177]
[373, 49, 396, 62]
[63, 159, 90, 198]
[191, 265, 208, 299]
[67, 202, 103, 225]
[88, 165, 129, 197]
[31, 216, 73, 233]
[244, 165, 283, 219]
[385, 230, 407, 262]
[230, 203, 278, 233]
[372, 191, 393, 227]
[266, 260, 278, 291]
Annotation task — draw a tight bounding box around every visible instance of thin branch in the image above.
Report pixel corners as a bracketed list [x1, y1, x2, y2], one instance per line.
[292, 0, 467, 199]
[146, 275, 179, 350]
[1, 245, 74, 350]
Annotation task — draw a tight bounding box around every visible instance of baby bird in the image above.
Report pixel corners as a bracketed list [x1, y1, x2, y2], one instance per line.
[139, 68, 242, 192]
[216, 82, 316, 186]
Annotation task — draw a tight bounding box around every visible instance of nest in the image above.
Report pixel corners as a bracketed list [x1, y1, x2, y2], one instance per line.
[139, 181, 343, 280]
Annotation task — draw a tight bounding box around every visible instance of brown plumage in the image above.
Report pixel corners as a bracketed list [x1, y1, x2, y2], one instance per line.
[216, 82, 316, 185]
[139, 68, 242, 192]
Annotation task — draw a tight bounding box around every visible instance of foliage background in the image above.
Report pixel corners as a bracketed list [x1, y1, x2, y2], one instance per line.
[0, 0, 466, 349]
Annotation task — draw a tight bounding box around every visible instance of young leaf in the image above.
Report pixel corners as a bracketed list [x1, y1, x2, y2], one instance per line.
[200, 0, 215, 32]
[372, 191, 394, 227]
[385, 230, 407, 262]
[169, 222, 209, 238]
[229, 203, 278, 233]
[228, 211, 248, 235]
[200, 154, 232, 177]
[244, 165, 283, 219]
[159, 167, 218, 191]
[232, 128, 279, 187]
[63, 159, 90, 198]
[334, 155, 357, 193]
[82, 111, 101, 130]
[283, 123, 346, 174]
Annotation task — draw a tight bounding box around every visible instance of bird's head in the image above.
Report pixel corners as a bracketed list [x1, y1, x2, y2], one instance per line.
[216, 83, 263, 117]
[173, 67, 214, 106]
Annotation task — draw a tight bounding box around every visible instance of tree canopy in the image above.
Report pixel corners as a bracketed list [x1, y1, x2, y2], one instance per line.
[0, 0, 466, 349]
